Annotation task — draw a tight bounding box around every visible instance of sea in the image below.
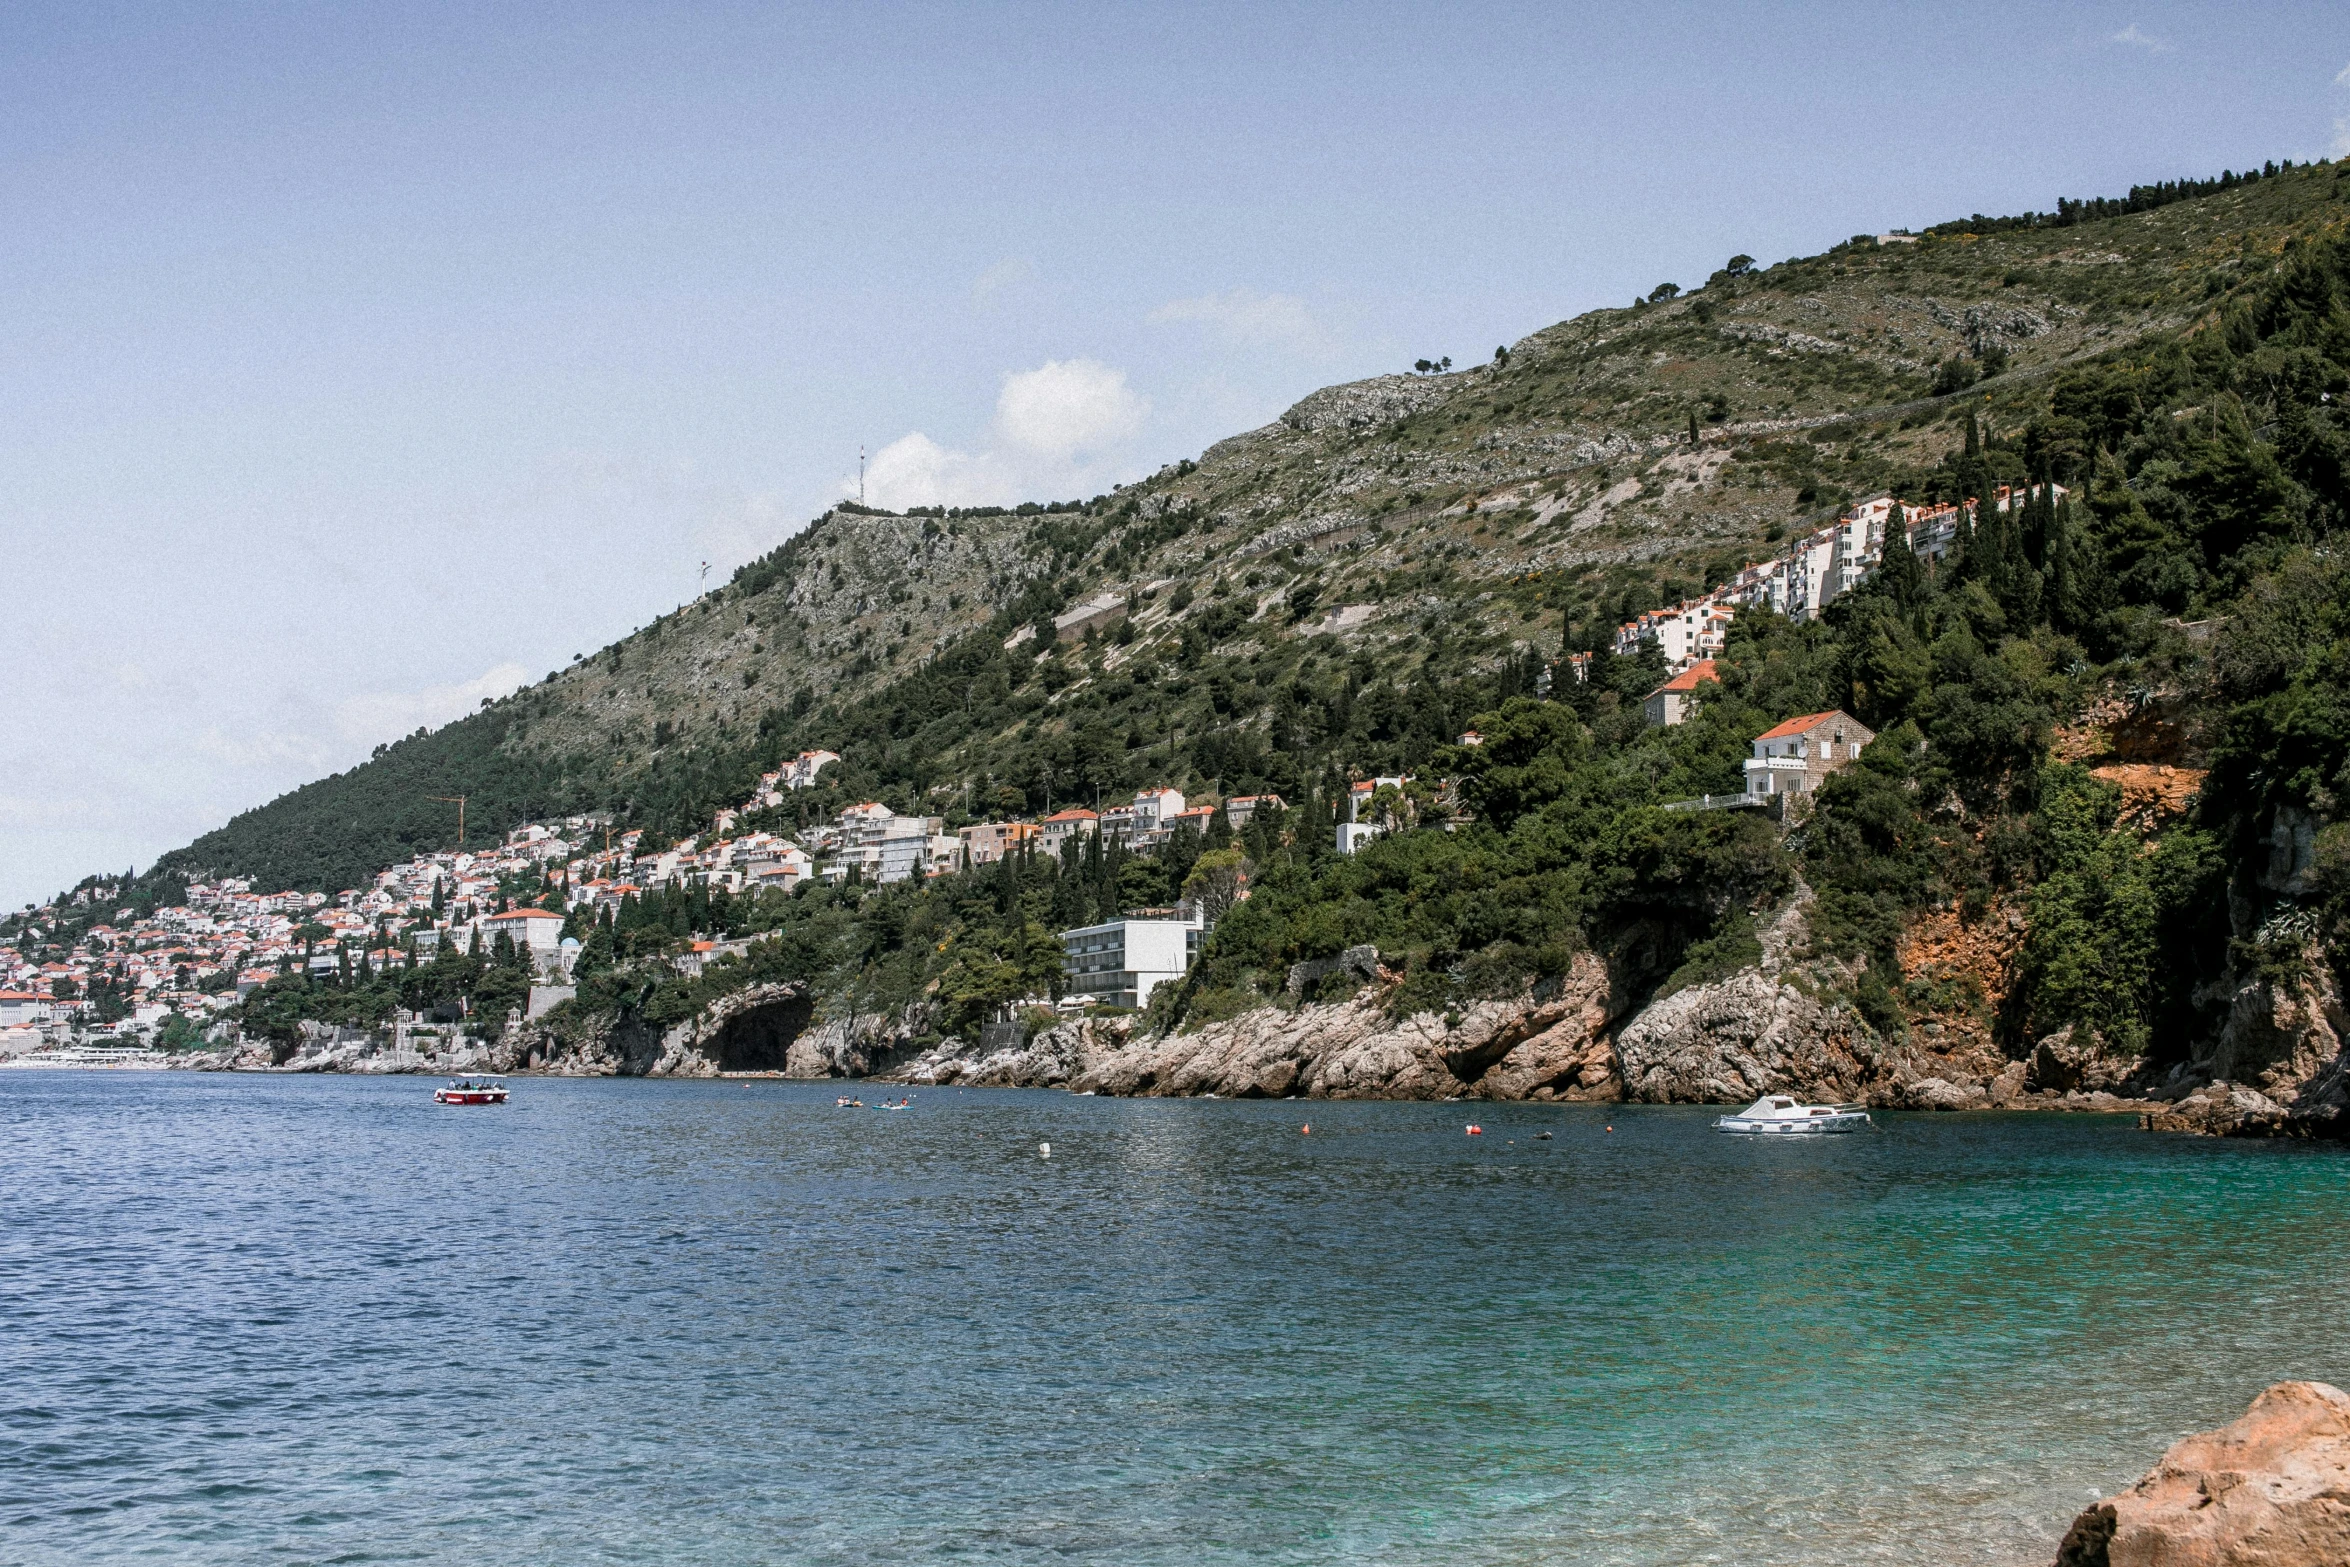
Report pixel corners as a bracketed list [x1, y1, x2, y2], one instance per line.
[3, 1073, 2345, 1566]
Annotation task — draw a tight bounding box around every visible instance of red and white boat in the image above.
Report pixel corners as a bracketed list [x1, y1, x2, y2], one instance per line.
[433, 1078, 509, 1105]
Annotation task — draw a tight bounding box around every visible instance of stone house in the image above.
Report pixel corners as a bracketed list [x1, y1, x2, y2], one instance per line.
[1742, 710, 1875, 800]
[1642, 658, 1719, 727]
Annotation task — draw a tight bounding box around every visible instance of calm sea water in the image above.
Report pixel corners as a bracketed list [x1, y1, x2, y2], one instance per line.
[2, 1074, 2345, 1566]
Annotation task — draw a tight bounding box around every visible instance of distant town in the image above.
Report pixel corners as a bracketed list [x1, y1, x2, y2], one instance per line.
[1, 485, 2019, 1054]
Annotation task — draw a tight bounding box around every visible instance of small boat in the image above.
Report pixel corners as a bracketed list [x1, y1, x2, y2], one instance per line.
[434, 1078, 508, 1105]
[1715, 1095, 1869, 1134]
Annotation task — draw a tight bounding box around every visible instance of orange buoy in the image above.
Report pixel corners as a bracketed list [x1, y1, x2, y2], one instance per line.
[1466, 1124, 1482, 1135]
[1301, 1123, 1311, 1134]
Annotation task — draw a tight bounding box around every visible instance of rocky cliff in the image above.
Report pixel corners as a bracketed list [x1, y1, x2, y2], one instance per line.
[885, 887, 2174, 1108]
[2140, 945, 2350, 1138]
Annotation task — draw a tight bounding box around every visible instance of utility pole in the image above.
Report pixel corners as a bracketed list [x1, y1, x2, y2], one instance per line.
[428, 795, 468, 849]
[699, 560, 710, 597]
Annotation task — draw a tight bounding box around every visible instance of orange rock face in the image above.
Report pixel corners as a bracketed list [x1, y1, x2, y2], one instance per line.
[2088, 762, 2208, 828]
[2055, 1381, 2350, 1566]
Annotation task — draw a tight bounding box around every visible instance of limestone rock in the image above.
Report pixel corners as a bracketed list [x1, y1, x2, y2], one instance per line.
[1613, 889, 1883, 1104]
[2053, 1380, 2350, 1566]
[2192, 949, 2350, 1136]
[1069, 949, 1623, 1101]
[893, 1017, 1133, 1088]
[1615, 966, 1877, 1103]
[1900, 1075, 1987, 1112]
[2030, 1025, 2138, 1096]
[2140, 1082, 2291, 1138]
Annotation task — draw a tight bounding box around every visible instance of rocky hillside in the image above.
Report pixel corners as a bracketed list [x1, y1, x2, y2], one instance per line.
[147, 159, 2348, 894]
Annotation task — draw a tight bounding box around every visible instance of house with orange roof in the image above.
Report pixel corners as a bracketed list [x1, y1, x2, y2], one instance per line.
[1038, 807, 1099, 858]
[481, 906, 568, 973]
[1223, 794, 1285, 829]
[1642, 659, 1721, 727]
[1743, 710, 1875, 801]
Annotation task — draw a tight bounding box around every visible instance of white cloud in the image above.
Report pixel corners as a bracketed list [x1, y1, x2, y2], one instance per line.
[1150, 289, 1331, 356]
[2335, 60, 2350, 86]
[2110, 23, 2172, 52]
[333, 662, 531, 750]
[972, 256, 1036, 303]
[858, 359, 1152, 511]
[994, 359, 1148, 458]
[2336, 118, 2350, 159]
[865, 432, 986, 509]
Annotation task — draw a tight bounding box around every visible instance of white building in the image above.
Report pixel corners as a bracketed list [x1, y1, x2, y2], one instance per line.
[481, 907, 569, 975]
[0, 990, 53, 1028]
[782, 749, 841, 789]
[874, 816, 951, 884]
[1337, 776, 1410, 855]
[1060, 912, 1204, 1010]
[1038, 808, 1100, 858]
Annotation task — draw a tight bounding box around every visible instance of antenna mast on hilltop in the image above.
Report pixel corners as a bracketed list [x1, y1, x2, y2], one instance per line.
[428, 795, 468, 849]
[859, 445, 866, 505]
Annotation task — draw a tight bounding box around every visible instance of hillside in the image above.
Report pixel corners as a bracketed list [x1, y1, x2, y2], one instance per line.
[132, 160, 2344, 898]
[24, 156, 2350, 1115]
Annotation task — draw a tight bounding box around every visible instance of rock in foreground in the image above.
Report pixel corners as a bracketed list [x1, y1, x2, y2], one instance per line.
[2054, 1381, 2350, 1566]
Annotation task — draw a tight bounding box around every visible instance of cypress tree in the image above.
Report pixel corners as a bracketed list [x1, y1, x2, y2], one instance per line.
[1876, 503, 1926, 606]
[2045, 494, 2077, 631]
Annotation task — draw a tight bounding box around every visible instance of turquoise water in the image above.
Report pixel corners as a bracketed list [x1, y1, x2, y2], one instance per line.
[3, 1075, 2346, 1565]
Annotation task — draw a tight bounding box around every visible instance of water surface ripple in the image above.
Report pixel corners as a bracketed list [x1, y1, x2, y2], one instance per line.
[2, 1074, 2344, 1565]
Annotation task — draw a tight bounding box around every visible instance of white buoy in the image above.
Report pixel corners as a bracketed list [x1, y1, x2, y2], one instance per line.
[1039, 1141, 1051, 1158]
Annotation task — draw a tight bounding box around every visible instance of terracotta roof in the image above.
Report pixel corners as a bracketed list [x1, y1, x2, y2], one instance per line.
[1755, 709, 1851, 742]
[1042, 808, 1098, 822]
[1652, 659, 1721, 696]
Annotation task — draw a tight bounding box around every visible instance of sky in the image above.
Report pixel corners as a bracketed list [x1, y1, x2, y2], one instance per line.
[3, 1, 2346, 909]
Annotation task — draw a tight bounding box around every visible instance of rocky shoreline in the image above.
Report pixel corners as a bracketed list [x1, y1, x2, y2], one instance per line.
[168, 891, 2350, 1139]
[880, 889, 2350, 1138]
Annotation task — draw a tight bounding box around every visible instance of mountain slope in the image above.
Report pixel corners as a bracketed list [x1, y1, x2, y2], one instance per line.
[144, 158, 2346, 898]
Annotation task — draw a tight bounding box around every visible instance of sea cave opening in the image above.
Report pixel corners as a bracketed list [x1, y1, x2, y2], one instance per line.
[710, 993, 815, 1073]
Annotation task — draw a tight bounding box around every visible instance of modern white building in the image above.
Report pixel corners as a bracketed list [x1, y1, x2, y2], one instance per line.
[1060, 912, 1204, 1010]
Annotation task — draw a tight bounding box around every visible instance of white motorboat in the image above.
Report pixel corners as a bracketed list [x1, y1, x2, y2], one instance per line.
[1714, 1095, 1871, 1134]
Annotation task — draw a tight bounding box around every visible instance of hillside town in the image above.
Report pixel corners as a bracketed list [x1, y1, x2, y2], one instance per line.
[0, 486, 1999, 1056]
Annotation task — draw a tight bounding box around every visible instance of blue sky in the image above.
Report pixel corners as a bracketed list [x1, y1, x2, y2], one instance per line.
[4, 1, 2346, 907]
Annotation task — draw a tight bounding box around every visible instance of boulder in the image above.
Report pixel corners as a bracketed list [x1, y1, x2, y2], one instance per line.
[2030, 1025, 2139, 1096]
[1900, 1076, 1987, 1112]
[2140, 1082, 2291, 1138]
[2053, 1381, 2350, 1566]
